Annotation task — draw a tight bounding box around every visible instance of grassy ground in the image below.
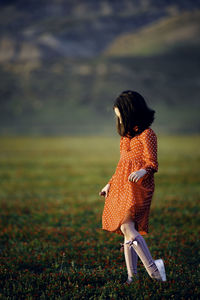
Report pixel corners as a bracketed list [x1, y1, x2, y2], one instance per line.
[0, 135, 199, 299]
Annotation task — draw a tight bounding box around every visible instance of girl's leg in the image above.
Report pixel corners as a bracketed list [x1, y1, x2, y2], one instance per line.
[123, 235, 138, 283]
[120, 220, 163, 280]
[130, 242, 138, 276]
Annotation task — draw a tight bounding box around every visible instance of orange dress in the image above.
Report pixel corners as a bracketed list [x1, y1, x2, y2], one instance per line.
[102, 127, 158, 236]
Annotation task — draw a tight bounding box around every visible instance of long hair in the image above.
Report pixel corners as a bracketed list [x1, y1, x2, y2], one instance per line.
[113, 90, 155, 138]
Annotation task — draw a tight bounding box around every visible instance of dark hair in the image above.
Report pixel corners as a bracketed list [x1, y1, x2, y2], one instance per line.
[113, 90, 155, 138]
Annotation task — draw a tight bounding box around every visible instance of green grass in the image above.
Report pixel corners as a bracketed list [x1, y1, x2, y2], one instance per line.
[0, 135, 199, 299]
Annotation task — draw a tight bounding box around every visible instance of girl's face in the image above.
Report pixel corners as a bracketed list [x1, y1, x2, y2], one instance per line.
[114, 107, 122, 124]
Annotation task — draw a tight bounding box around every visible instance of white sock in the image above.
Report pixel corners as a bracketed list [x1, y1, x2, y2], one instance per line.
[124, 237, 138, 282]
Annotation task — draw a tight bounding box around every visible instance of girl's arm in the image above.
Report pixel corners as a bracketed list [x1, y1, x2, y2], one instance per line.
[108, 136, 123, 184]
[108, 174, 115, 185]
[141, 129, 158, 176]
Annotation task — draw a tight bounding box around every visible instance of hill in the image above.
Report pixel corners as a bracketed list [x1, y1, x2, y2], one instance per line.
[0, 1, 200, 61]
[0, 1, 200, 135]
[104, 10, 200, 56]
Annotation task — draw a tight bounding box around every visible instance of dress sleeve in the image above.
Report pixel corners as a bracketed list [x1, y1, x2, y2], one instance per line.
[140, 129, 158, 176]
[108, 137, 123, 185]
[108, 174, 115, 185]
[120, 136, 123, 154]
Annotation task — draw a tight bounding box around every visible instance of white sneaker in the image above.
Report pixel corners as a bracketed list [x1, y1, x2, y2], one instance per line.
[154, 259, 167, 281]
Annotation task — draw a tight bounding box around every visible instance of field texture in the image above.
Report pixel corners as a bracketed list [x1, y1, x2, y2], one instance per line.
[0, 135, 199, 299]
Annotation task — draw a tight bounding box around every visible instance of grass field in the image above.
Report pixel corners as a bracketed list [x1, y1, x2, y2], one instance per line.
[0, 135, 199, 299]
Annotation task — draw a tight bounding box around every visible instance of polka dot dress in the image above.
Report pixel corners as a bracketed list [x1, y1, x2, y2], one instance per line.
[102, 127, 158, 236]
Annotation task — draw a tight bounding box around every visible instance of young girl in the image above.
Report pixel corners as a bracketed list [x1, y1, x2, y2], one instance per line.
[99, 90, 166, 284]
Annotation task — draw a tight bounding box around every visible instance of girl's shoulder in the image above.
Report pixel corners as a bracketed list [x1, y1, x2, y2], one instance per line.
[138, 127, 157, 140]
[121, 128, 157, 142]
[120, 135, 130, 141]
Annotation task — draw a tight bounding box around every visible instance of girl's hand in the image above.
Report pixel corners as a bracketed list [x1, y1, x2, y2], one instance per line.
[99, 184, 110, 198]
[128, 169, 147, 183]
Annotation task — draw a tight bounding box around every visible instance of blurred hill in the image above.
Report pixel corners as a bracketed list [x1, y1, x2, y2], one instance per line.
[1, 0, 196, 60]
[0, 0, 200, 135]
[104, 10, 200, 56]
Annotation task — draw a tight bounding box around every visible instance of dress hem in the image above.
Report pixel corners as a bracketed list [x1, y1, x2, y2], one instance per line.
[102, 227, 148, 236]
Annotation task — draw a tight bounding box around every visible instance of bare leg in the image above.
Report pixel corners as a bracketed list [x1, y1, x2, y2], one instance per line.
[120, 220, 163, 280]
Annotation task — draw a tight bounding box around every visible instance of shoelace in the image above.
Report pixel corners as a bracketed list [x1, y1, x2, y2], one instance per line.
[120, 240, 138, 252]
[126, 240, 138, 246]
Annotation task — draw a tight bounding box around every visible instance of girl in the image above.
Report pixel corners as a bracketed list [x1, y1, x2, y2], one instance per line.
[99, 90, 166, 285]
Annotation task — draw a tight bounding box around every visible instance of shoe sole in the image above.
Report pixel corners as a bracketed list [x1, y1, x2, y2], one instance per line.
[154, 259, 167, 281]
